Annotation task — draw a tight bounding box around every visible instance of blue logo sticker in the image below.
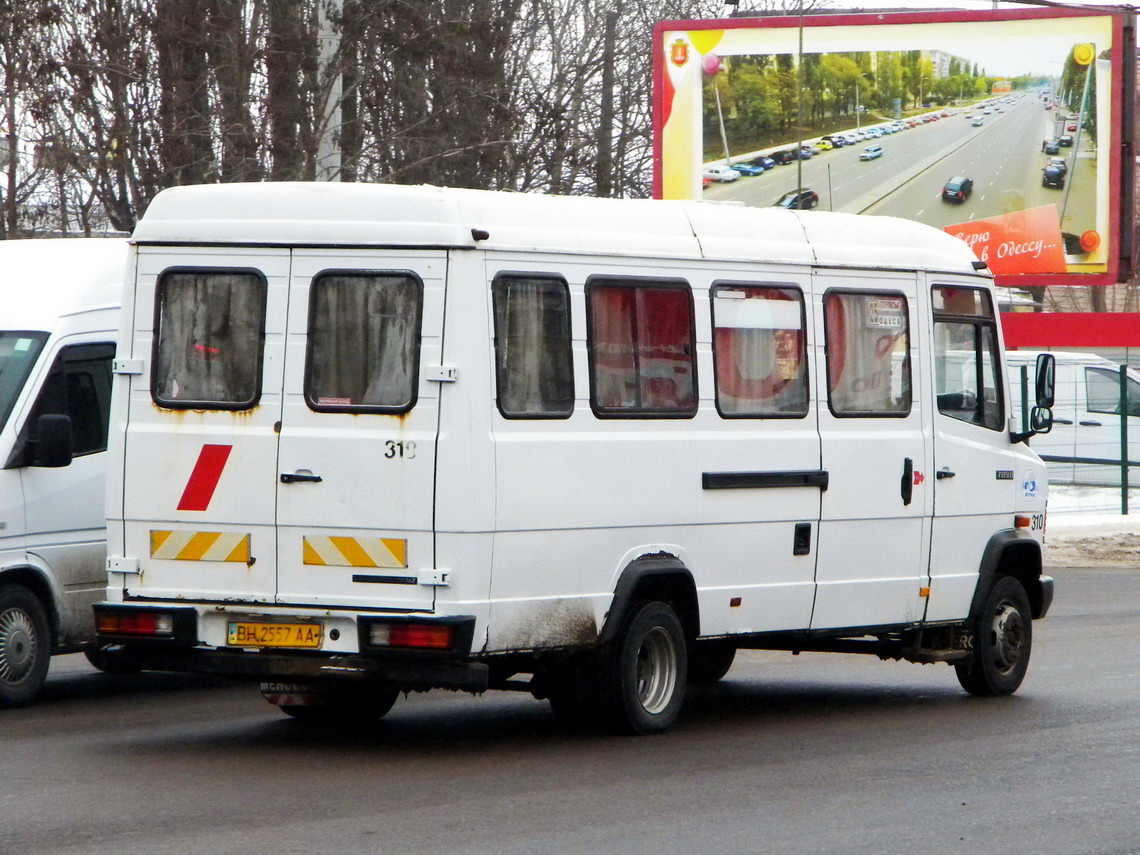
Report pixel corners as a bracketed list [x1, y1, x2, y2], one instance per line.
[1023, 471, 1039, 499]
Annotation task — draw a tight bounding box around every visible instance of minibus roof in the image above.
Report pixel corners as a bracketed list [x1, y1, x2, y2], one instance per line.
[1, 238, 127, 331]
[133, 182, 983, 276]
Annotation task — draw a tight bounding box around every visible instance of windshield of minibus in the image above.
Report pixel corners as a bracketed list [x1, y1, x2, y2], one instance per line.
[0, 332, 48, 432]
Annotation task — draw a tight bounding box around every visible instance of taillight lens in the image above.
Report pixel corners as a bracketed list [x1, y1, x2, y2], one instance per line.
[97, 610, 174, 636]
[370, 622, 453, 650]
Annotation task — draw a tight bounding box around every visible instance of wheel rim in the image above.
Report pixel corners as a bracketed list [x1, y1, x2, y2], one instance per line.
[0, 606, 38, 684]
[635, 626, 678, 715]
[988, 599, 1026, 675]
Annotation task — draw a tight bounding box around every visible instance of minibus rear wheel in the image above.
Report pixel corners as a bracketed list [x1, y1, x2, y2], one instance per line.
[688, 639, 736, 684]
[599, 600, 687, 734]
[0, 584, 51, 708]
[955, 575, 1032, 697]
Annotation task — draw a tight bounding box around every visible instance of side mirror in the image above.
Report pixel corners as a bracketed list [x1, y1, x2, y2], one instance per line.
[1035, 353, 1056, 408]
[33, 414, 74, 468]
[1030, 406, 1053, 434]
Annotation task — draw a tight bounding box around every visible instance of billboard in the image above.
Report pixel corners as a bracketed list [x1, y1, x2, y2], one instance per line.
[653, 8, 1135, 288]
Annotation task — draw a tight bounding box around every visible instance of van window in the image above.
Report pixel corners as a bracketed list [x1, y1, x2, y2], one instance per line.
[587, 279, 696, 417]
[305, 272, 422, 413]
[932, 285, 1003, 430]
[1086, 367, 1140, 417]
[711, 284, 808, 417]
[492, 275, 574, 418]
[153, 269, 266, 409]
[0, 332, 47, 432]
[21, 343, 116, 457]
[824, 291, 911, 416]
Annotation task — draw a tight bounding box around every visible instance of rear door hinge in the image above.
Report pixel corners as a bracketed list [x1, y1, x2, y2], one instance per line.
[107, 556, 141, 575]
[113, 359, 144, 376]
[418, 569, 451, 586]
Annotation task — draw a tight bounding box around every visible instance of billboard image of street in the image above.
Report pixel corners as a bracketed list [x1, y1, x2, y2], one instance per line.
[654, 10, 1127, 286]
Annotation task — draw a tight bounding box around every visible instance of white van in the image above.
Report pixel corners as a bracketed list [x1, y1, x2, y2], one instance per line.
[1007, 351, 1140, 486]
[860, 144, 883, 160]
[96, 184, 1054, 734]
[1, 238, 127, 707]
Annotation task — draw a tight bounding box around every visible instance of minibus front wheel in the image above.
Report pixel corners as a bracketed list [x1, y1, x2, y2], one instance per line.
[955, 575, 1032, 696]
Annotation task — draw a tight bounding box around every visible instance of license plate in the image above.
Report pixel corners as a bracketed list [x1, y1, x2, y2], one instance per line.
[227, 621, 323, 649]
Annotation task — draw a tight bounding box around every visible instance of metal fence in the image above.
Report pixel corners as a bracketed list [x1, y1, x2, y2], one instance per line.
[1013, 362, 1139, 514]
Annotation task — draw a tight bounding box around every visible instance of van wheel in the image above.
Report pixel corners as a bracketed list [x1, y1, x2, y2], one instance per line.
[598, 601, 687, 734]
[688, 639, 736, 684]
[0, 584, 51, 708]
[279, 686, 400, 724]
[955, 576, 1032, 697]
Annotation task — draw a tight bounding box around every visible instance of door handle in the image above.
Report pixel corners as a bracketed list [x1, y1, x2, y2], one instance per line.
[280, 471, 323, 484]
[901, 457, 913, 506]
[936, 468, 956, 479]
[1079, 420, 1102, 427]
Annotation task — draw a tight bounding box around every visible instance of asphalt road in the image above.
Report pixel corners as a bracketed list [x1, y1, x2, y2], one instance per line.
[705, 95, 1097, 239]
[2, 564, 1137, 855]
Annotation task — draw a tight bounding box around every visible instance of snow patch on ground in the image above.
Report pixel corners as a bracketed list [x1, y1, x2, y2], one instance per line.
[1046, 486, 1140, 567]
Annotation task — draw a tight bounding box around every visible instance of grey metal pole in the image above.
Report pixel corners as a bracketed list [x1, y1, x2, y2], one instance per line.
[316, 0, 344, 181]
[796, 0, 804, 196]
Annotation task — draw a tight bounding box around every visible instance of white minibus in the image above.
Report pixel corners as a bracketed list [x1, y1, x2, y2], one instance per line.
[96, 184, 1055, 733]
[1, 238, 127, 706]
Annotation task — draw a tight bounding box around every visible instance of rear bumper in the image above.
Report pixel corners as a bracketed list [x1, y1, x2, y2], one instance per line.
[94, 603, 487, 692]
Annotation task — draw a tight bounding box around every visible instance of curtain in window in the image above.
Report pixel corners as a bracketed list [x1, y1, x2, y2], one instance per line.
[825, 292, 910, 415]
[307, 274, 420, 410]
[493, 277, 573, 417]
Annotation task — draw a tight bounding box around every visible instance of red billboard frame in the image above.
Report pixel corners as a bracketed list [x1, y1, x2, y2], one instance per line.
[653, 7, 1134, 290]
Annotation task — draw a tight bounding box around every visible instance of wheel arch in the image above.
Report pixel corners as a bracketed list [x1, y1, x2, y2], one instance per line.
[599, 553, 699, 646]
[0, 563, 61, 646]
[969, 530, 1049, 621]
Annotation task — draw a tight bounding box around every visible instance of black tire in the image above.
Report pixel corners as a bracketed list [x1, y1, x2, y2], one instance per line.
[278, 686, 400, 724]
[955, 575, 1033, 697]
[688, 639, 736, 684]
[597, 601, 687, 735]
[0, 584, 52, 708]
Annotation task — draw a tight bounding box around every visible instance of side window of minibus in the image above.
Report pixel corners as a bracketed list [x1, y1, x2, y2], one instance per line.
[1086, 367, 1140, 417]
[931, 285, 1003, 431]
[586, 278, 697, 417]
[491, 274, 574, 418]
[711, 283, 809, 418]
[823, 290, 911, 416]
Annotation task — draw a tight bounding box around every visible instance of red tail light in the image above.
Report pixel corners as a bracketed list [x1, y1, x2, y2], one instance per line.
[370, 622, 453, 650]
[97, 610, 174, 637]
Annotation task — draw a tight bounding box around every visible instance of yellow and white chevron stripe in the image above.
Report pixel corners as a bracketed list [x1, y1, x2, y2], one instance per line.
[302, 535, 407, 568]
[150, 530, 251, 563]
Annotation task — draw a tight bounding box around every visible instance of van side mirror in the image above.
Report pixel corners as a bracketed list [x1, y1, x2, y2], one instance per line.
[33, 414, 74, 467]
[1029, 406, 1053, 434]
[1034, 353, 1055, 408]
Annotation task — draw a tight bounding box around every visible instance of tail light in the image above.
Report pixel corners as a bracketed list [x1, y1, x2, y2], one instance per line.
[97, 610, 174, 637]
[370, 622, 453, 650]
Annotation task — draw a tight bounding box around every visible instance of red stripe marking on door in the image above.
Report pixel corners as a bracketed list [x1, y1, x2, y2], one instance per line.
[177, 444, 233, 511]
